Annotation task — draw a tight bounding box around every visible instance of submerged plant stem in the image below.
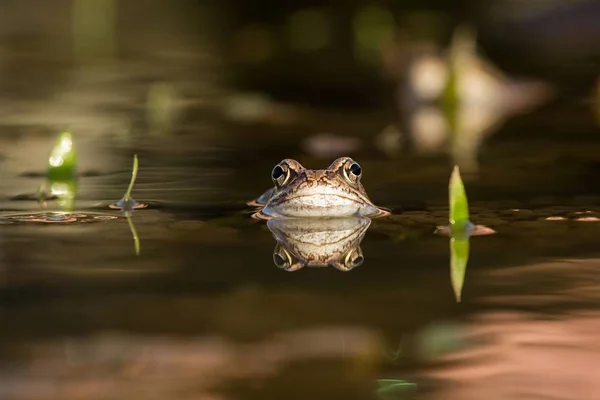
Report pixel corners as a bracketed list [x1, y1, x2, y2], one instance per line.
[124, 154, 139, 201]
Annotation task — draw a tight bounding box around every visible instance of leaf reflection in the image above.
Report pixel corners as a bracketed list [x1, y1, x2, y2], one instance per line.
[399, 25, 552, 173]
[127, 215, 140, 256]
[376, 379, 417, 400]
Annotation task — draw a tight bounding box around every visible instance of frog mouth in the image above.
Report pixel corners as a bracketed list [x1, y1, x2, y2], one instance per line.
[275, 192, 370, 205]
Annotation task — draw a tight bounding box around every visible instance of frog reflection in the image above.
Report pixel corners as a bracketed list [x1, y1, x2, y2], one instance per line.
[266, 217, 371, 271]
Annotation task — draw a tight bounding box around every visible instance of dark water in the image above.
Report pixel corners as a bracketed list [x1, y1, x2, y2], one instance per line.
[0, 2, 600, 399]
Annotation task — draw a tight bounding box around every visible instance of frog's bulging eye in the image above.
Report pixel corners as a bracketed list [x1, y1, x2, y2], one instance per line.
[271, 162, 290, 187]
[272, 165, 285, 180]
[342, 160, 362, 184]
[349, 162, 362, 177]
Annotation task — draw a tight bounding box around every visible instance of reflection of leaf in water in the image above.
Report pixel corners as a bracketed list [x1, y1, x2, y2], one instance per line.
[450, 229, 469, 302]
[127, 216, 140, 256]
[381, 337, 403, 362]
[376, 379, 417, 400]
[51, 180, 77, 212]
[37, 180, 78, 212]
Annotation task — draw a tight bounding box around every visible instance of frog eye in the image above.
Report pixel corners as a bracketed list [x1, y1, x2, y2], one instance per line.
[349, 162, 362, 177]
[272, 165, 285, 180]
[271, 162, 290, 187]
[342, 160, 362, 184]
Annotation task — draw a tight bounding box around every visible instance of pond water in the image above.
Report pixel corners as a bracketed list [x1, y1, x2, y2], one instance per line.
[0, 4, 599, 398]
[0, 98, 599, 400]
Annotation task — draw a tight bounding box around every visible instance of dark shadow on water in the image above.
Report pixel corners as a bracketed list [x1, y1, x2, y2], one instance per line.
[18, 170, 111, 178]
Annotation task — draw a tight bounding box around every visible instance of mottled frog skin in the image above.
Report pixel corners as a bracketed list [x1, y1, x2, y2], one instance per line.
[250, 157, 390, 220]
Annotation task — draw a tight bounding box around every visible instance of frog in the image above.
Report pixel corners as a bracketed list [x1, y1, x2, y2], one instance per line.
[249, 157, 390, 220]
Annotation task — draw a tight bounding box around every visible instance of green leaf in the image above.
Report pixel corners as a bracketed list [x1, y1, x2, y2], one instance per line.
[124, 154, 139, 201]
[47, 131, 77, 182]
[449, 165, 469, 223]
[448, 164, 471, 302]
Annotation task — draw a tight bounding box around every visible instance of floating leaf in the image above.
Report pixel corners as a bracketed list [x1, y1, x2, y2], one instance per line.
[449, 165, 469, 224]
[47, 131, 77, 182]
